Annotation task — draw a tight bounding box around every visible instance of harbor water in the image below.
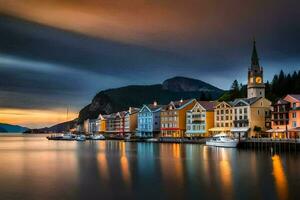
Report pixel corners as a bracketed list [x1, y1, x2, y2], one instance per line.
[0, 134, 299, 200]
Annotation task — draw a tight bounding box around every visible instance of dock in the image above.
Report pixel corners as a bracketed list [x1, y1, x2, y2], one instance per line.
[239, 138, 300, 152]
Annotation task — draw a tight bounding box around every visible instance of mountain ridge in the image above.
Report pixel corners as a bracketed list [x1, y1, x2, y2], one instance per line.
[78, 76, 224, 123]
[0, 123, 28, 133]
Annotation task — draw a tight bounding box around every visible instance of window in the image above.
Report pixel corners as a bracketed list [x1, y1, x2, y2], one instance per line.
[292, 121, 297, 127]
[292, 103, 296, 109]
[244, 108, 247, 113]
[292, 112, 297, 118]
[258, 110, 260, 115]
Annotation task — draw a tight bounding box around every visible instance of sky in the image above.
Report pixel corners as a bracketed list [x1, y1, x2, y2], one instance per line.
[0, 0, 299, 128]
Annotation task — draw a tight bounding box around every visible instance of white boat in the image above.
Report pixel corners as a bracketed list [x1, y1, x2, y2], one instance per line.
[89, 134, 105, 140]
[206, 133, 239, 148]
[75, 135, 86, 141]
[146, 138, 158, 142]
[62, 133, 74, 140]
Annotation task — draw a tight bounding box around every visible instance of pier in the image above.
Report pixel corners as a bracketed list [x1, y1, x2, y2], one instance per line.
[239, 138, 300, 152]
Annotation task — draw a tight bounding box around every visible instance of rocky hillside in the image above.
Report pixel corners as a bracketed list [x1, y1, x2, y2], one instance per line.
[78, 76, 224, 123]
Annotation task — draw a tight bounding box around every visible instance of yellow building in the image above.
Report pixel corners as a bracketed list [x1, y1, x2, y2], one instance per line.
[209, 101, 234, 135]
[230, 97, 271, 138]
[186, 101, 216, 137]
[161, 99, 197, 137]
[97, 114, 108, 133]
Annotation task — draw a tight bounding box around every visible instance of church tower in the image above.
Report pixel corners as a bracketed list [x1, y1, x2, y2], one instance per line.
[247, 40, 265, 98]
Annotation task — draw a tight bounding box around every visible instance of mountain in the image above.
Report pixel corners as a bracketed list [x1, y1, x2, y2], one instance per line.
[78, 76, 224, 123]
[25, 119, 78, 133]
[0, 123, 28, 133]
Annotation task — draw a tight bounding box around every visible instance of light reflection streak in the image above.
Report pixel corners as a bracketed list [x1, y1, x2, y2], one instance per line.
[218, 148, 233, 199]
[97, 142, 109, 181]
[272, 155, 288, 200]
[119, 142, 131, 187]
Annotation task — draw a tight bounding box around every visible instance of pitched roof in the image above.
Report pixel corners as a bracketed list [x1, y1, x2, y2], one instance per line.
[288, 94, 300, 101]
[231, 97, 261, 106]
[172, 99, 195, 109]
[147, 104, 163, 112]
[274, 98, 289, 105]
[198, 101, 217, 111]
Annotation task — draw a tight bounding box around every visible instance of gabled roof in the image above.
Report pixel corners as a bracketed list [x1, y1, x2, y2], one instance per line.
[215, 101, 233, 108]
[232, 97, 261, 106]
[198, 101, 217, 111]
[274, 98, 289, 105]
[287, 94, 300, 102]
[162, 99, 196, 111]
[140, 104, 163, 113]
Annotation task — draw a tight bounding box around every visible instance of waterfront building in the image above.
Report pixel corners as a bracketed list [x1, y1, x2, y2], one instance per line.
[231, 97, 271, 138]
[269, 94, 300, 138]
[124, 107, 140, 134]
[97, 114, 108, 132]
[209, 101, 234, 135]
[186, 101, 216, 137]
[137, 101, 163, 137]
[105, 113, 121, 133]
[160, 99, 197, 137]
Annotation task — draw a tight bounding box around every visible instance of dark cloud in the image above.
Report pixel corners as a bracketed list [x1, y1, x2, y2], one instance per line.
[0, 0, 299, 113]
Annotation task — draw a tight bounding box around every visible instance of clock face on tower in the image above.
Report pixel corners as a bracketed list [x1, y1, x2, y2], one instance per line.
[256, 77, 262, 84]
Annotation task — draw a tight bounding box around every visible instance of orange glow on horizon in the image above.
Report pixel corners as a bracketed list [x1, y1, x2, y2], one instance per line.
[0, 108, 77, 129]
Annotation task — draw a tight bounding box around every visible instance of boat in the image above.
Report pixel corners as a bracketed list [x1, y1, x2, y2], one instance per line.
[206, 133, 239, 148]
[75, 135, 86, 141]
[146, 138, 158, 142]
[88, 134, 105, 140]
[47, 133, 74, 141]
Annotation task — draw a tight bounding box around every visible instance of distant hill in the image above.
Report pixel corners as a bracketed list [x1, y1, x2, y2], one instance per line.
[25, 119, 77, 133]
[0, 123, 28, 133]
[78, 76, 224, 123]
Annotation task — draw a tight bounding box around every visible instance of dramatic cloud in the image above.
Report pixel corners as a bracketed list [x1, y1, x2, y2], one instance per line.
[0, 0, 299, 127]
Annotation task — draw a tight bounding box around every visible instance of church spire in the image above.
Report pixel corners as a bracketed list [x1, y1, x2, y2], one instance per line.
[251, 39, 259, 66]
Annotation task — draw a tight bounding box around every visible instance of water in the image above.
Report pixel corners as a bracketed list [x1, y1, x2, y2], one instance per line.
[0, 134, 299, 200]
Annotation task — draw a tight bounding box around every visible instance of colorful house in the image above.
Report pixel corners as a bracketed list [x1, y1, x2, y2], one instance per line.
[231, 97, 271, 138]
[124, 107, 140, 134]
[97, 114, 108, 133]
[186, 101, 216, 137]
[105, 113, 121, 133]
[269, 94, 300, 138]
[209, 101, 234, 135]
[160, 99, 197, 137]
[137, 101, 162, 137]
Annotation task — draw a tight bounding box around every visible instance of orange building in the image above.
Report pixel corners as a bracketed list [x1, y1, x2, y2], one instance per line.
[269, 94, 300, 138]
[160, 99, 197, 137]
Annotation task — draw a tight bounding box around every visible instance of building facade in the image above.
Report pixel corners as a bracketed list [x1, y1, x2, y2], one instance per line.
[186, 101, 215, 137]
[137, 102, 162, 137]
[124, 107, 140, 134]
[231, 97, 271, 138]
[269, 94, 300, 138]
[209, 101, 234, 135]
[161, 99, 197, 137]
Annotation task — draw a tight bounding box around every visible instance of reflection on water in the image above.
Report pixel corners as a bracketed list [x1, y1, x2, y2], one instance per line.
[272, 155, 288, 200]
[0, 134, 299, 200]
[218, 148, 233, 200]
[119, 142, 131, 187]
[97, 142, 109, 181]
